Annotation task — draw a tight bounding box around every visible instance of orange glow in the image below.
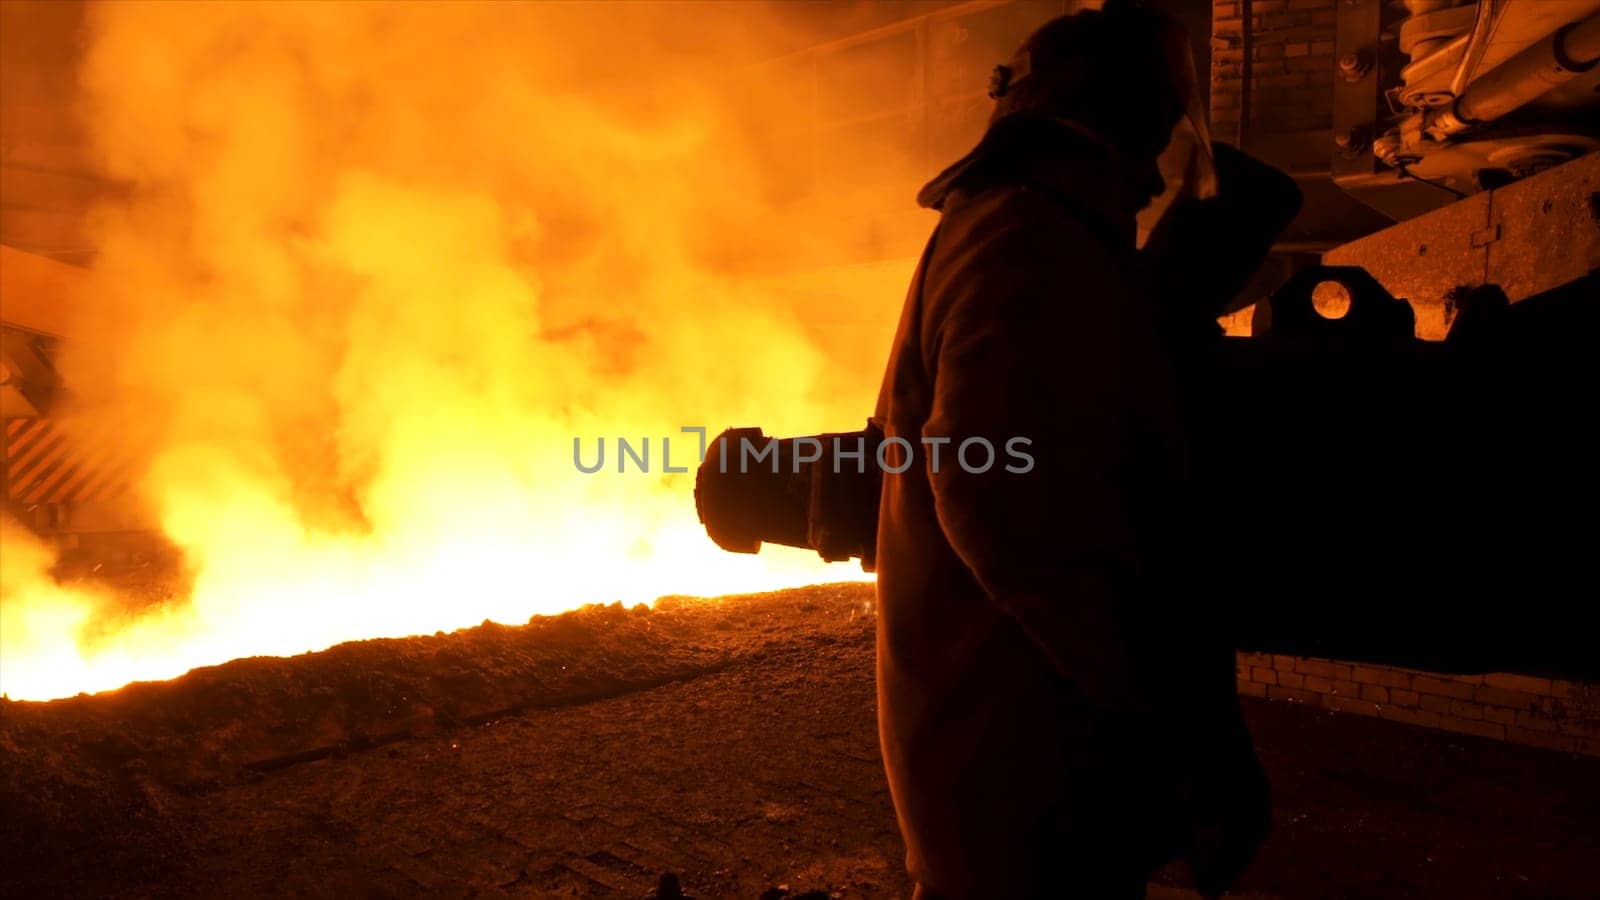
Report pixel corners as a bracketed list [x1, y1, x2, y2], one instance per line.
[0, 2, 922, 701]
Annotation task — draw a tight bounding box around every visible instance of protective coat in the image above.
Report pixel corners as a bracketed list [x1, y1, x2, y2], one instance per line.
[873, 118, 1267, 898]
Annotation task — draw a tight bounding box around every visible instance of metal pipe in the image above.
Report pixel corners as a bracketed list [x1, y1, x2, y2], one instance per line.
[1427, 11, 1600, 139]
[1449, 0, 1506, 98]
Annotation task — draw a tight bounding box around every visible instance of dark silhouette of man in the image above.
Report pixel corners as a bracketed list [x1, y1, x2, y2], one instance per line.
[872, 2, 1270, 897]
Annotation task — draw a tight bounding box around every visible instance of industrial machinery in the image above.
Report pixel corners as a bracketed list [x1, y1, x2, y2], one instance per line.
[1, 247, 149, 544]
[1335, 0, 1600, 220]
[694, 0, 1600, 679]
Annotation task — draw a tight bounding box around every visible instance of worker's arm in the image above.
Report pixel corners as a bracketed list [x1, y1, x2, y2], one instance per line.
[921, 209, 1145, 709]
[1138, 142, 1302, 335]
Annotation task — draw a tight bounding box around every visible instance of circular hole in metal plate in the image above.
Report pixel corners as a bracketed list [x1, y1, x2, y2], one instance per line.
[1312, 280, 1353, 320]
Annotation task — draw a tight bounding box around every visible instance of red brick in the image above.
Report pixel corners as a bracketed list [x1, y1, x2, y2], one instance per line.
[1240, 680, 1268, 698]
[1360, 684, 1388, 704]
[1303, 675, 1333, 694]
[1534, 696, 1566, 717]
[1389, 689, 1419, 707]
[1440, 716, 1505, 741]
[1284, 42, 1310, 58]
[1484, 673, 1554, 695]
[1263, 12, 1310, 29]
[1447, 673, 1486, 686]
[1288, 0, 1333, 9]
[1330, 679, 1360, 696]
[1352, 667, 1412, 690]
[1475, 685, 1538, 710]
[1255, 43, 1286, 60]
[1420, 694, 1453, 715]
[1289, 55, 1333, 72]
[1273, 655, 1299, 672]
[1252, 666, 1278, 686]
[1515, 710, 1558, 733]
[1484, 707, 1517, 726]
[1568, 696, 1600, 718]
[1557, 718, 1599, 738]
[1312, 9, 1336, 26]
[1253, 0, 1288, 12]
[1277, 671, 1305, 689]
[1312, 40, 1336, 54]
[1268, 686, 1315, 704]
[1506, 726, 1580, 753]
[1550, 680, 1583, 700]
[1449, 700, 1483, 720]
[1297, 659, 1339, 679]
[1413, 676, 1476, 700]
[1237, 651, 1273, 669]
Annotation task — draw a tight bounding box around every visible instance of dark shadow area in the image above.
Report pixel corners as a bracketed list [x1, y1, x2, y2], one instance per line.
[1204, 273, 1600, 678]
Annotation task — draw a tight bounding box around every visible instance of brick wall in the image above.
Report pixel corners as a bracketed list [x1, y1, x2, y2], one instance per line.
[1237, 653, 1600, 756]
[1211, 0, 1338, 148]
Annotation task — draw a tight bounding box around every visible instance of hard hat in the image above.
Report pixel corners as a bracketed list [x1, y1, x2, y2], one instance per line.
[920, 0, 1217, 212]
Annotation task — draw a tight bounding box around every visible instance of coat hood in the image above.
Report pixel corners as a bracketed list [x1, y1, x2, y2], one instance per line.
[916, 114, 1140, 249]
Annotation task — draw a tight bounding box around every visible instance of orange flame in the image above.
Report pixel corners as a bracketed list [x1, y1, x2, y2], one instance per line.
[1, 2, 923, 700]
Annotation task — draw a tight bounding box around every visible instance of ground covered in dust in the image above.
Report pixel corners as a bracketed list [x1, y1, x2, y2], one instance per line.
[3, 583, 1597, 899]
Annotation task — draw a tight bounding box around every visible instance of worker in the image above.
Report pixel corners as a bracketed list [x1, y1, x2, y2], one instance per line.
[871, 1, 1270, 897]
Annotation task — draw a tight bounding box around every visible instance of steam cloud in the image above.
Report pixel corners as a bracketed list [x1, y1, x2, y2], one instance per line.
[2, 1, 923, 699]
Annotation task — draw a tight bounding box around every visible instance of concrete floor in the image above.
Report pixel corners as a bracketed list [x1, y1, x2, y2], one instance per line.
[5, 584, 1597, 899]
